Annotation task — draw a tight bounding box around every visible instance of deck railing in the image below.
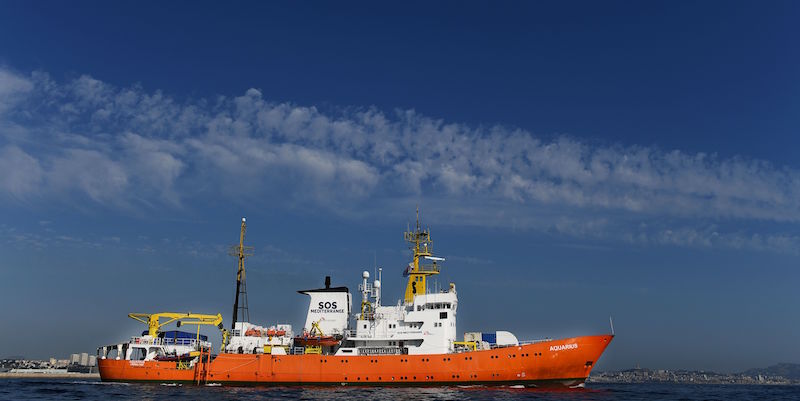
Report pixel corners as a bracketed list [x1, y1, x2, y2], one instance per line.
[128, 336, 211, 349]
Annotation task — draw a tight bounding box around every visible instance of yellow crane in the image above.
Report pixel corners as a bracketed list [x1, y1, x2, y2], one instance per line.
[309, 320, 325, 337]
[128, 312, 230, 348]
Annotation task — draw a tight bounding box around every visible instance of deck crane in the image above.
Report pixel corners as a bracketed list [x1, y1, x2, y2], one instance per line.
[128, 312, 230, 348]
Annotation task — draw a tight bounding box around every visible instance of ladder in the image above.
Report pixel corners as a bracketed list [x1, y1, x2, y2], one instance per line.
[194, 348, 210, 385]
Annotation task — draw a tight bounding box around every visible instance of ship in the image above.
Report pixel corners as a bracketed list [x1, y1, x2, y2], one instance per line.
[96, 212, 613, 388]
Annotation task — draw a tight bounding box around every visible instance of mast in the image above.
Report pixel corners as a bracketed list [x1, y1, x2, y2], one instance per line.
[403, 207, 442, 304]
[229, 217, 254, 330]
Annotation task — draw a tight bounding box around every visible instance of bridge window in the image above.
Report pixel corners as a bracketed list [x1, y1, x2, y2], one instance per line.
[439, 312, 447, 319]
[129, 347, 146, 361]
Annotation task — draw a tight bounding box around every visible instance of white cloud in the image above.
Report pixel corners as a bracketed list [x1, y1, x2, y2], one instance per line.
[0, 67, 798, 252]
[47, 149, 129, 205]
[0, 68, 33, 114]
[0, 145, 44, 200]
[627, 226, 800, 254]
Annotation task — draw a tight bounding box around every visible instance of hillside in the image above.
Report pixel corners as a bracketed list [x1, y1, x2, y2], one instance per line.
[742, 363, 800, 380]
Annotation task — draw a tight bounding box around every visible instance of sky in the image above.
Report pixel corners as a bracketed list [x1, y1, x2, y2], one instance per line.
[0, 1, 798, 372]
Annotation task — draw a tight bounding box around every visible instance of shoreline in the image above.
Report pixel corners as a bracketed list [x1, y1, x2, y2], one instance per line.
[0, 372, 100, 379]
[588, 378, 799, 386]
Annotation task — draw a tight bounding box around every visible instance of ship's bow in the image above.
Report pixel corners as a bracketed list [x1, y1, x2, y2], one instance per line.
[520, 334, 614, 388]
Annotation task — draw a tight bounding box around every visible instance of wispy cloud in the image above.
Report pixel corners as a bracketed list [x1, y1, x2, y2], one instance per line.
[0, 67, 798, 253]
[623, 224, 800, 253]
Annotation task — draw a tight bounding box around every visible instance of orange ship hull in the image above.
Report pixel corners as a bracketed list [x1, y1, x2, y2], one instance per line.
[98, 334, 612, 387]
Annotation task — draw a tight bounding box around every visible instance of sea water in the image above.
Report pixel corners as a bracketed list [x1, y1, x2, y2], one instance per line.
[0, 379, 798, 400]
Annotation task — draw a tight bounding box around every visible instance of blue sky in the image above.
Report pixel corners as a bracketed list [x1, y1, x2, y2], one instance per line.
[0, 1, 798, 372]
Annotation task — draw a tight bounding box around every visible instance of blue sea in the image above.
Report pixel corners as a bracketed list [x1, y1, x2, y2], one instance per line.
[1, 379, 798, 400]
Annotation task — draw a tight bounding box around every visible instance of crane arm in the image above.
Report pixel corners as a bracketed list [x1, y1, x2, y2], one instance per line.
[128, 312, 224, 337]
[310, 320, 325, 337]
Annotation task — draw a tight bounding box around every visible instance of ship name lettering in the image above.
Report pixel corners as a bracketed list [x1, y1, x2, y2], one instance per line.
[549, 343, 578, 352]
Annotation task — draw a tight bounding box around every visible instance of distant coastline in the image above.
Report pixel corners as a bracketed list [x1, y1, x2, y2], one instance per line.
[590, 364, 800, 386]
[0, 371, 100, 379]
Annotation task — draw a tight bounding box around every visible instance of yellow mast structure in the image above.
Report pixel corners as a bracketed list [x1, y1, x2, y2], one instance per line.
[229, 218, 254, 330]
[403, 207, 441, 304]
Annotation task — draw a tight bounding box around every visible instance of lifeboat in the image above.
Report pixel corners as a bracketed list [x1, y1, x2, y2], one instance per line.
[292, 320, 340, 347]
[266, 328, 286, 337]
[244, 328, 262, 337]
[292, 334, 341, 347]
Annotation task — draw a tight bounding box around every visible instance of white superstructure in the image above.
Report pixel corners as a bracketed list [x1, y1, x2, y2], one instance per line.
[338, 271, 458, 356]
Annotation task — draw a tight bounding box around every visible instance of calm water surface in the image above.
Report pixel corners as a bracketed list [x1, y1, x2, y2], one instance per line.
[1, 379, 798, 400]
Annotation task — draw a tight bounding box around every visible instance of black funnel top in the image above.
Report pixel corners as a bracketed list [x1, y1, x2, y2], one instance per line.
[298, 276, 348, 294]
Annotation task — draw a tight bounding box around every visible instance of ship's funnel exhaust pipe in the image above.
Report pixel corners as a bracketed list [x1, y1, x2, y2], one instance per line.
[325, 276, 331, 289]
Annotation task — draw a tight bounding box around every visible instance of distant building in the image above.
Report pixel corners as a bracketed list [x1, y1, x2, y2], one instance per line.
[70, 354, 80, 365]
[88, 355, 97, 367]
[79, 353, 88, 366]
